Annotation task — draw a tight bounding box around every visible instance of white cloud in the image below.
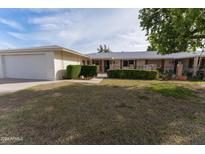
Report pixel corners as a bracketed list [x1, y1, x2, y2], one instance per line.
[7, 32, 27, 40]
[0, 18, 23, 30]
[0, 40, 16, 49]
[29, 12, 73, 28]
[26, 8, 68, 14]
[8, 9, 148, 53]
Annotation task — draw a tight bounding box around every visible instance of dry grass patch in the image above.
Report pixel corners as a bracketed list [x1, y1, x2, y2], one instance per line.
[0, 79, 205, 144]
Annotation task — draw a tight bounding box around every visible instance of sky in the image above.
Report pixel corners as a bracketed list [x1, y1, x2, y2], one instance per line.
[0, 8, 149, 53]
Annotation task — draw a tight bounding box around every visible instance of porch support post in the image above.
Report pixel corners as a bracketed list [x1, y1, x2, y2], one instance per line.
[110, 59, 113, 70]
[193, 56, 199, 77]
[161, 60, 165, 72]
[176, 63, 183, 78]
[102, 60, 104, 73]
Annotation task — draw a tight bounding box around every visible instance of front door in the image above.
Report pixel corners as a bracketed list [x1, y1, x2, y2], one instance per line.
[174, 59, 179, 73]
[104, 60, 110, 72]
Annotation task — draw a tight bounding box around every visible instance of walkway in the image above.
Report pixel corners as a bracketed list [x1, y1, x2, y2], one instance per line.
[0, 74, 107, 95]
[67, 73, 107, 84]
[0, 78, 60, 95]
[68, 77, 103, 84]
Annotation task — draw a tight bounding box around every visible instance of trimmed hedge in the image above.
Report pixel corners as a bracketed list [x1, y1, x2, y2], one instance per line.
[67, 65, 98, 79]
[81, 65, 97, 77]
[67, 65, 81, 79]
[107, 69, 158, 80]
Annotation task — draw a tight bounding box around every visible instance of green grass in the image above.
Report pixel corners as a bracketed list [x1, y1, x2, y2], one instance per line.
[0, 80, 205, 144]
[150, 83, 195, 99]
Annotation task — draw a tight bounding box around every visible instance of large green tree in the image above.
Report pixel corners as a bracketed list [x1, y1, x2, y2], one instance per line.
[139, 8, 205, 54]
[139, 8, 205, 77]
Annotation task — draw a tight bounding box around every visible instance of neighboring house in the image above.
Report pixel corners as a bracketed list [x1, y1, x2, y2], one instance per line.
[0, 45, 89, 80]
[87, 51, 205, 74]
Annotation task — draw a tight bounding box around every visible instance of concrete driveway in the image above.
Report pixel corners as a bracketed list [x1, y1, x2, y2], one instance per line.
[0, 78, 58, 95]
[0, 77, 105, 95]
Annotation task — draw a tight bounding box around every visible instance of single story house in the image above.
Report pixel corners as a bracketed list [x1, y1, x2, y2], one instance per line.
[0, 45, 205, 80]
[87, 51, 205, 75]
[0, 45, 89, 80]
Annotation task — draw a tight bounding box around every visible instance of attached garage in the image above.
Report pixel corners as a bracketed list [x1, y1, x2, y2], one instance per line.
[3, 54, 47, 80]
[0, 45, 89, 80]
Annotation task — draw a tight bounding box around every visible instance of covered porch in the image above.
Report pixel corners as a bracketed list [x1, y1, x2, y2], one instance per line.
[91, 57, 205, 75]
[92, 59, 174, 73]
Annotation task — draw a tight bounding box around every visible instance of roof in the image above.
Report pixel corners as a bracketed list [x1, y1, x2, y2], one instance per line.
[0, 45, 89, 58]
[87, 51, 205, 60]
[1, 45, 205, 60]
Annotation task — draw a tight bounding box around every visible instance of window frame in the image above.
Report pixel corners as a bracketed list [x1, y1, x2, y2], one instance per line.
[123, 60, 129, 67]
[123, 60, 134, 67]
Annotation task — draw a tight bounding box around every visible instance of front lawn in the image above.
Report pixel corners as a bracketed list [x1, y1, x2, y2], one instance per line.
[0, 79, 205, 144]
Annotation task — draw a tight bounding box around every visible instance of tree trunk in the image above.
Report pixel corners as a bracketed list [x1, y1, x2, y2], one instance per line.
[197, 56, 203, 71]
[193, 50, 204, 77]
[193, 57, 199, 77]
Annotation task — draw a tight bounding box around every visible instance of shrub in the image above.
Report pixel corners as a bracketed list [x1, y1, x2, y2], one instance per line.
[191, 71, 204, 80]
[196, 71, 204, 80]
[159, 70, 174, 80]
[184, 71, 192, 80]
[81, 65, 97, 77]
[107, 69, 158, 80]
[67, 65, 82, 79]
[66, 65, 98, 79]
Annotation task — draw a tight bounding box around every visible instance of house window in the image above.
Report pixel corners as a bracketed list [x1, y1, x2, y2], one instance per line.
[129, 60, 134, 65]
[189, 58, 194, 68]
[82, 60, 86, 65]
[123, 60, 129, 67]
[123, 60, 134, 67]
[94, 60, 100, 65]
[200, 59, 205, 69]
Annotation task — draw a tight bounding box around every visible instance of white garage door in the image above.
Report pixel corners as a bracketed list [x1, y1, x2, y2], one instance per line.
[3, 54, 47, 80]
